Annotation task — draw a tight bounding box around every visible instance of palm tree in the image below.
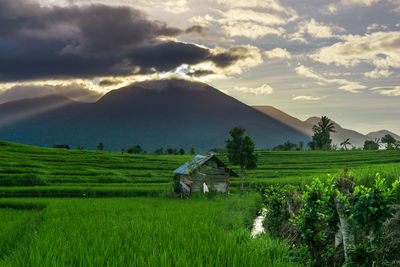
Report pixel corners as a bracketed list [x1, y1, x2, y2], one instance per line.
[340, 138, 351, 150]
[312, 116, 336, 135]
[311, 116, 336, 150]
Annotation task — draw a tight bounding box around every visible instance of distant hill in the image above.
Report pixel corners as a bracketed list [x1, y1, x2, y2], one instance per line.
[252, 106, 400, 148]
[367, 130, 400, 141]
[0, 79, 309, 151]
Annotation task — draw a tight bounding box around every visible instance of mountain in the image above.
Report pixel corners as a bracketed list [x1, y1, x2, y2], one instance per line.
[252, 106, 385, 148]
[367, 130, 400, 141]
[252, 106, 313, 136]
[0, 79, 309, 151]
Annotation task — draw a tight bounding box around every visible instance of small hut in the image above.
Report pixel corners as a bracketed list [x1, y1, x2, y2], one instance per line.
[53, 144, 70, 149]
[174, 155, 238, 196]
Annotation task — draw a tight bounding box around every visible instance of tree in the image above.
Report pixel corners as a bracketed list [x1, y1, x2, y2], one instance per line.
[310, 116, 336, 150]
[127, 144, 144, 154]
[167, 148, 178, 155]
[273, 141, 297, 151]
[179, 148, 185, 155]
[363, 140, 379, 150]
[189, 147, 195, 155]
[381, 134, 396, 149]
[340, 138, 351, 150]
[225, 127, 257, 190]
[154, 147, 164, 155]
[76, 145, 84, 150]
[298, 141, 304, 151]
[97, 142, 104, 151]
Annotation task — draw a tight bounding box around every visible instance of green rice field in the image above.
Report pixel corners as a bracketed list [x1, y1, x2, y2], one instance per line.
[1, 141, 400, 197]
[0, 195, 294, 267]
[1, 140, 400, 266]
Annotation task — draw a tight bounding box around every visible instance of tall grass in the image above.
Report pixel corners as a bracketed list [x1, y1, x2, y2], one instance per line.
[1, 195, 295, 266]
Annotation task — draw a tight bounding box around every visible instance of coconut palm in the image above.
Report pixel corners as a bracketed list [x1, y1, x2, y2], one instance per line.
[340, 138, 351, 150]
[312, 116, 336, 135]
[310, 116, 336, 150]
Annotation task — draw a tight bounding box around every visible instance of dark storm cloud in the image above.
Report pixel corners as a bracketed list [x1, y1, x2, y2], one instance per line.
[209, 46, 254, 68]
[0, 0, 258, 81]
[0, 84, 102, 104]
[185, 25, 208, 34]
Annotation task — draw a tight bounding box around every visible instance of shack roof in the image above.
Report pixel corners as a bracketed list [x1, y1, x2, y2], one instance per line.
[174, 154, 238, 177]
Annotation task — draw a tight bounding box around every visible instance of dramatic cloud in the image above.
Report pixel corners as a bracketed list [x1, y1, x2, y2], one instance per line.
[0, 84, 102, 104]
[231, 84, 274, 95]
[310, 31, 400, 69]
[371, 86, 400, 96]
[293, 95, 325, 101]
[0, 0, 262, 82]
[197, 0, 297, 39]
[295, 65, 366, 92]
[263, 48, 292, 59]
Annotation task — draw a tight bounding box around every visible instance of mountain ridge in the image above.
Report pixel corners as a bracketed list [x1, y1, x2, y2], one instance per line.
[253, 106, 400, 148]
[0, 79, 309, 151]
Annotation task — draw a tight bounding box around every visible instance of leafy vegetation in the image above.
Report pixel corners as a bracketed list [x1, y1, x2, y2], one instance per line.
[226, 127, 257, 190]
[262, 172, 400, 266]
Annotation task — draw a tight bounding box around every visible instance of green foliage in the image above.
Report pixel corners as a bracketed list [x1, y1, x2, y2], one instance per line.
[127, 144, 144, 154]
[97, 142, 104, 151]
[273, 141, 297, 151]
[263, 186, 288, 237]
[381, 134, 397, 149]
[225, 127, 257, 190]
[291, 177, 338, 265]
[263, 172, 400, 266]
[309, 116, 336, 150]
[363, 140, 379, 150]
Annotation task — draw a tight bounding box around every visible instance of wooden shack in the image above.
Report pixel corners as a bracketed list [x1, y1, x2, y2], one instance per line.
[53, 144, 70, 149]
[174, 155, 238, 196]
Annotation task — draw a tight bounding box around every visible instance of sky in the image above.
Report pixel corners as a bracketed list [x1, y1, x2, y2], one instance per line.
[0, 0, 399, 134]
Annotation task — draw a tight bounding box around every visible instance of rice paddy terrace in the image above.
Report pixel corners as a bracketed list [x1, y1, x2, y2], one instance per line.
[1, 141, 400, 197]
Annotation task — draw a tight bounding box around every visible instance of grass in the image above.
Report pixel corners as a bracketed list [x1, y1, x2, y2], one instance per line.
[1, 141, 399, 266]
[1, 141, 400, 196]
[0, 195, 295, 267]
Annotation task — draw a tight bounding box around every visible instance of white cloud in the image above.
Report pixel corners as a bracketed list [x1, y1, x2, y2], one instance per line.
[213, 0, 298, 17]
[293, 95, 325, 101]
[295, 65, 366, 93]
[310, 31, 400, 69]
[222, 23, 285, 39]
[219, 9, 287, 25]
[364, 68, 393, 78]
[324, 0, 381, 13]
[232, 84, 274, 95]
[263, 48, 292, 59]
[371, 86, 400, 96]
[340, 0, 381, 6]
[198, 1, 297, 39]
[366, 23, 388, 33]
[289, 19, 345, 43]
